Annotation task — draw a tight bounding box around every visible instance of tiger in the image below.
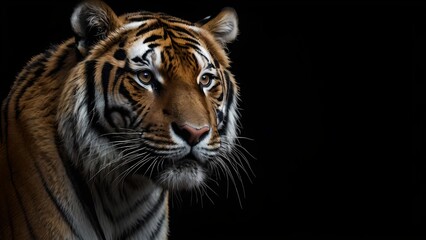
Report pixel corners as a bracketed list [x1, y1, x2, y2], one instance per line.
[0, 0, 247, 239]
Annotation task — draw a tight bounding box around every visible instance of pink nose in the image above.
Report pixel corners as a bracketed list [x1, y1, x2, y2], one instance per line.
[172, 123, 210, 146]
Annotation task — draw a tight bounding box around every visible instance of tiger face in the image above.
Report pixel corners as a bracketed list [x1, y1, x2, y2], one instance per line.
[58, 1, 241, 191]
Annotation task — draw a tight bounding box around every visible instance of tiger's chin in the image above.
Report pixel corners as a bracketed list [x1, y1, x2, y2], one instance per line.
[155, 160, 207, 190]
[149, 157, 208, 191]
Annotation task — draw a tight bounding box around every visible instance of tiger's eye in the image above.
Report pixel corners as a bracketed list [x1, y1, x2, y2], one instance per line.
[138, 70, 153, 84]
[200, 73, 213, 87]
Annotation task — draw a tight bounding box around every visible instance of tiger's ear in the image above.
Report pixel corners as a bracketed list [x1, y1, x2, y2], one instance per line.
[196, 8, 239, 46]
[71, 0, 120, 56]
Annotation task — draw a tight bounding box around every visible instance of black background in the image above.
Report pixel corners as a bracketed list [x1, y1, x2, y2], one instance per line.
[1, 0, 426, 238]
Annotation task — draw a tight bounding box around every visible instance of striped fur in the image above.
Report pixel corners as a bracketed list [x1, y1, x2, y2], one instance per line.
[0, 1, 247, 239]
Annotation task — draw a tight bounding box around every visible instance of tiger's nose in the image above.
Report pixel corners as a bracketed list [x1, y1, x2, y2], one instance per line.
[171, 122, 210, 146]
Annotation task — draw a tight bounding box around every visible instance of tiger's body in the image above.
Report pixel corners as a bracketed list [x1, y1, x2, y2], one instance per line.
[0, 1, 243, 239]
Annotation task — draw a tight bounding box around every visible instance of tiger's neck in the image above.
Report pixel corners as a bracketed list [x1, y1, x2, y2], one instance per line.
[90, 177, 169, 240]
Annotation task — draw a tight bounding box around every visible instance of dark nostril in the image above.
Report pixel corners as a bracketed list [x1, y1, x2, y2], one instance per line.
[171, 122, 210, 146]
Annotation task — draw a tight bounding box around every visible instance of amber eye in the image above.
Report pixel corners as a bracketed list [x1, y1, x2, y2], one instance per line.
[200, 73, 214, 87]
[137, 70, 153, 84]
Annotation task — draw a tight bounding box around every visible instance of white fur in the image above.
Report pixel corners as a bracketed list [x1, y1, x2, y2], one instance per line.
[70, 5, 84, 37]
[122, 21, 146, 31]
[91, 178, 168, 239]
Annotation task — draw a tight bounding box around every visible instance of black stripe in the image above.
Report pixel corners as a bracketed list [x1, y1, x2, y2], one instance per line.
[119, 186, 129, 203]
[184, 43, 201, 52]
[6, 204, 15, 240]
[131, 56, 143, 63]
[41, 96, 60, 119]
[118, 191, 166, 240]
[148, 212, 166, 240]
[117, 193, 150, 221]
[179, 36, 200, 46]
[56, 136, 107, 240]
[160, 15, 191, 23]
[213, 59, 219, 68]
[85, 60, 96, 113]
[166, 62, 174, 73]
[163, 29, 168, 39]
[167, 31, 199, 51]
[195, 49, 210, 63]
[103, 183, 119, 205]
[14, 58, 47, 117]
[217, 110, 224, 123]
[101, 62, 113, 110]
[113, 49, 127, 61]
[70, 118, 82, 154]
[189, 53, 199, 70]
[34, 162, 83, 240]
[94, 184, 116, 222]
[46, 42, 74, 77]
[1, 93, 12, 143]
[25, 50, 52, 70]
[206, 63, 216, 69]
[217, 92, 224, 101]
[163, 17, 193, 25]
[128, 17, 153, 22]
[224, 71, 234, 107]
[104, 192, 151, 223]
[143, 34, 162, 44]
[119, 81, 140, 107]
[136, 23, 160, 37]
[219, 71, 234, 135]
[119, 39, 126, 48]
[90, 31, 132, 59]
[85, 60, 102, 130]
[106, 106, 132, 129]
[148, 43, 160, 49]
[130, 105, 147, 129]
[168, 26, 197, 39]
[142, 49, 154, 62]
[160, 51, 165, 63]
[4, 141, 36, 239]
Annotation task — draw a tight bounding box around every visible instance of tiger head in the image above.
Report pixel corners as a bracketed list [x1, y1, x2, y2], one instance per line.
[58, 0, 243, 191]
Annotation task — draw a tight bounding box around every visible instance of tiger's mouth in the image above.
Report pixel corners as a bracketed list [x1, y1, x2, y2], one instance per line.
[166, 153, 208, 169]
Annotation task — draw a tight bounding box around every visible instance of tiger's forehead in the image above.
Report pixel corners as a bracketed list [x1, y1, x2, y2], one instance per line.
[122, 16, 215, 73]
[121, 11, 194, 25]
